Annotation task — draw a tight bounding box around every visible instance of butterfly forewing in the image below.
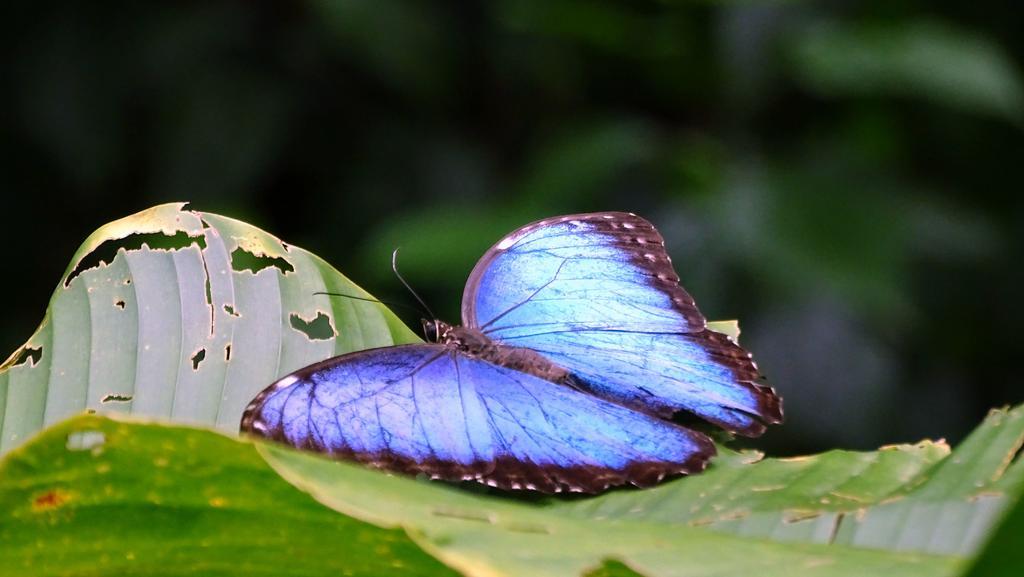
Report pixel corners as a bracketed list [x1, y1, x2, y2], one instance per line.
[461, 212, 782, 436]
[463, 213, 705, 336]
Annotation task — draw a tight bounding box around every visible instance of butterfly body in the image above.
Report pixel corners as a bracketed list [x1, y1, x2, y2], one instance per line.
[242, 212, 782, 493]
[425, 320, 575, 387]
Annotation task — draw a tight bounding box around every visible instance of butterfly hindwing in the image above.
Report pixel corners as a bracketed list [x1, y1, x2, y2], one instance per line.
[462, 212, 782, 436]
[241, 344, 715, 493]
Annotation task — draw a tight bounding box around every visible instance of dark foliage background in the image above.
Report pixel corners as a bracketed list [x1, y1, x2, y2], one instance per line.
[2, 1, 1021, 455]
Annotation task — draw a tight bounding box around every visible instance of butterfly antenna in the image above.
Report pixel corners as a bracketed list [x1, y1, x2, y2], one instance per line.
[312, 292, 424, 315]
[392, 248, 436, 320]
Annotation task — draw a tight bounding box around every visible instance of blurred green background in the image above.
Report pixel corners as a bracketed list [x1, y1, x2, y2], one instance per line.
[2, 1, 1021, 455]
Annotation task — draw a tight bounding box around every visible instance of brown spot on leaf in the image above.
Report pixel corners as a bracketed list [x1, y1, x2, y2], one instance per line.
[32, 489, 70, 511]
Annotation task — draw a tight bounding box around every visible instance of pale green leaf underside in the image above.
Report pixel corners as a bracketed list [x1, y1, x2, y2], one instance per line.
[0, 203, 419, 454]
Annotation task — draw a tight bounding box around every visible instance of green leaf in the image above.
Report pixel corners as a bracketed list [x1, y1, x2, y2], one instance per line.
[550, 443, 947, 541]
[256, 406, 1024, 574]
[963, 466, 1024, 576]
[705, 319, 740, 342]
[791, 20, 1024, 124]
[260, 435, 958, 577]
[0, 414, 459, 577]
[0, 203, 419, 455]
[551, 405, 1024, 556]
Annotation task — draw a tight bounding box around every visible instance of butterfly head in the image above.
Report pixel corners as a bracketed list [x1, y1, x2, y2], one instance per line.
[421, 319, 452, 343]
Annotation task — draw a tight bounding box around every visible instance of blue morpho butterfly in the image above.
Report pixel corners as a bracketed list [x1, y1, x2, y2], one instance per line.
[240, 212, 782, 493]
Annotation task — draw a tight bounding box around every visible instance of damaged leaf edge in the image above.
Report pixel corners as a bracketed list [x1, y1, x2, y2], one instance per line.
[3, 202, 201, 370]
[60, 202, 205, 284]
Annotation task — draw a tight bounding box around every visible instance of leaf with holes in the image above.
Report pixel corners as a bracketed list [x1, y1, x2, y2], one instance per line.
[0, 203, 419, 454]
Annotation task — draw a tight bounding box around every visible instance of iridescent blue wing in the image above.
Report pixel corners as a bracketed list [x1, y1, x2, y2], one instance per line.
[241, 344, 714, 493]
[461, 212, 782, 436]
